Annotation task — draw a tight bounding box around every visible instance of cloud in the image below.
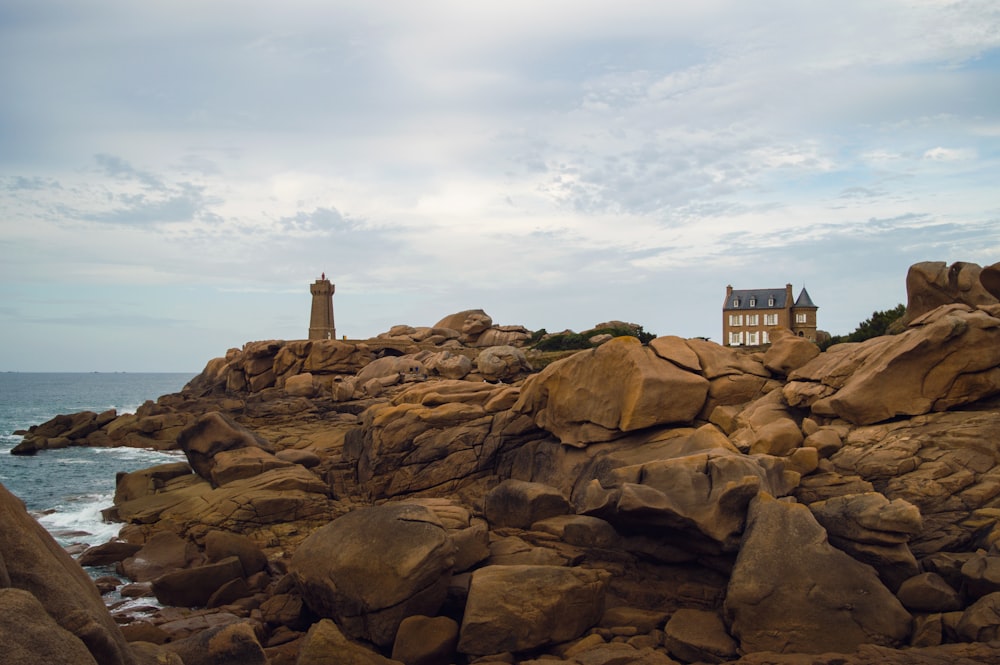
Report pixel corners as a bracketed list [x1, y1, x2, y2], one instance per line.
[923, 146, 977, 161]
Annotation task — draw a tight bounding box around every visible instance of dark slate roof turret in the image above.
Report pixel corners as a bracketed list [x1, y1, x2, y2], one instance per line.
[794, 287, 817, 308]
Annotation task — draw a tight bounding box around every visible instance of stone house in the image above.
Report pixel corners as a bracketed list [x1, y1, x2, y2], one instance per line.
[722, 284, 817, 347]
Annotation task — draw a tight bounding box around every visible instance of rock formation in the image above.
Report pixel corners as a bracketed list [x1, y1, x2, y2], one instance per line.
[9, 279, 1000, 664]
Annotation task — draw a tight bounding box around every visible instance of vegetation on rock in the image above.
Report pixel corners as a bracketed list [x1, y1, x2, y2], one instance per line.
[819, 303, 906, 350]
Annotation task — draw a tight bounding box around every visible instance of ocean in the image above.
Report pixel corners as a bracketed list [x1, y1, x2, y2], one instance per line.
[0, 372, 194, 549]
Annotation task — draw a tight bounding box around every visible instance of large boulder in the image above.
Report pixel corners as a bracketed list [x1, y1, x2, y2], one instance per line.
[352, 381, 536, 500]
[154, 466, 332, 545]
[177, 412, 276, 484]
[160, 621, 266, 665]
[289, 502, 456, 649]
[457, 565, 609, 655]
[807, 492, 922, 591]
[476, 345, 532, 382]
[0, 588, 102, 665]
[121, 530, 202, 583]
[905, 261, 998, 322]
[783, 305, 1000, 425]
[435, 309, 493, 343]
[514, 336, 710, 446]
[825, 408, 1000, 558]
[763, 330, 821, 376]
[483, 479, 571, 529]
[0, 484, 136, 665]
[297, 619, 401, 665]
[580, 448, 799, 551]
[724, 493, 911, 654]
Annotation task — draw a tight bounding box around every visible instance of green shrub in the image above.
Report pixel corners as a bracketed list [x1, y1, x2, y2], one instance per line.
[819, 304, 906, 350]
[529, 324, 656, 351]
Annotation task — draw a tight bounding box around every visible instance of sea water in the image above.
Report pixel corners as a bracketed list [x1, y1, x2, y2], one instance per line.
[0, 372, 194, 548]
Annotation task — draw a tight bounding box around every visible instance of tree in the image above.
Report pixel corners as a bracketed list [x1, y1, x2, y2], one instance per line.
[819, 304, 906, 350]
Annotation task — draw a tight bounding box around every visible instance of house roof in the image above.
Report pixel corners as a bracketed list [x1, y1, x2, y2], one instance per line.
[723, 288, 788, 311]
[794, 287, 817, 308]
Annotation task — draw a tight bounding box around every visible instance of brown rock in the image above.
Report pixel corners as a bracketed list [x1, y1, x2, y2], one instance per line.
[763, 331, 821, 376]
[297, 619, 401, 665]
[275, 448, 322, 468]
[896, 573, 962, 612]
[204, 529, 268, 575]
[514, 336, 710, 445]
[663, 608, 738, 664]
[151, 555, 245, 607]
[648, 335, 703, 372]
[210, 446, 293, 486]
[905, 261, 998, 322]
[114, 462, 194, 504]
[724, 493, 911, 654]
[284, 372, 318, 397]
[177, 411, 275, 483]
[122, 530, 201, 583]
[0, 588, 101, 665]
[77, 540, 143, 567]
[784, 305, 1000, 425]
[580, 450, 799, 551]
[483, 479, 571, 529]
[290, 502, 455, 649]
[391, 615, 460, 665]
[476, 345, 532, 382]
[981, 262, 1000, 300]
[458, 565, 609, 656]
[957, 591, 1000, 641]
[161, 621, 266, 665]
[0, 484, 135, 665]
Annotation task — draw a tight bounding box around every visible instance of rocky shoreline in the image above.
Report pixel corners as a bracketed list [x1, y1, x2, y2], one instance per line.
[4, 260, 1000, 665]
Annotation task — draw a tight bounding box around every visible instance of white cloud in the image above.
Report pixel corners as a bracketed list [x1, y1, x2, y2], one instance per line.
[923, 146, 977, 161]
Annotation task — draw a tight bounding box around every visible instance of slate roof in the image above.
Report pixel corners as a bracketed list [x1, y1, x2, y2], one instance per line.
[723, 288, 788, 311]
[794, 287, 817, 308]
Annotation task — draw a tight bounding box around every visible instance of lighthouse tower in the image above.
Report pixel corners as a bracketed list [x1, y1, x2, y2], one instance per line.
[308, 273, 336, 340]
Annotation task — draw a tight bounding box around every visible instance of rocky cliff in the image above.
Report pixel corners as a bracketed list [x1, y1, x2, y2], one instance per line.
[6, 266, 1000, 665]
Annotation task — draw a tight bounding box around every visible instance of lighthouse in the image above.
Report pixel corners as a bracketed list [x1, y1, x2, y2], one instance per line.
[308, 273, 336, 340]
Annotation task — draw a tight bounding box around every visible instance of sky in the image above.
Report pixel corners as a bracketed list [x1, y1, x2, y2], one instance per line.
[1, 0, 999, 372]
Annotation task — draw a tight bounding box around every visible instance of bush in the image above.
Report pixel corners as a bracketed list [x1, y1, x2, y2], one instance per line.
[529, 325, 656, 351]
[819, 304, 906, 351]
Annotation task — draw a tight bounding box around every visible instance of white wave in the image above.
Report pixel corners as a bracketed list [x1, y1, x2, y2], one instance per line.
[36, 494, 122, 547]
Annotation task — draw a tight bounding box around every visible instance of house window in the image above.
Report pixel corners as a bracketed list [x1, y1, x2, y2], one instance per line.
[762, 330, 770, 344]
[764, 314, 778, 326]
[732, 299, 740, 307]
[796, 313, 807, 324]
[749, 297, 756, 307]
[747, 331, 759, 345]
[768, 297, 775, 307]
[746, 314, 759, 326]
[729, 314, 743, 326]
[729, 331, 743, 346]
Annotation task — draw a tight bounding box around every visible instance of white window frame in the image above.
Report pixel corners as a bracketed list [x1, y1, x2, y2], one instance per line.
[749, 297, 756, 307]
[746, 314, 759, 326]
[728, 314, 743, 326]
[729, 331, 743, 346]
[796, 313, 807, 324]
[747, 331, 760, 345]
[764, 313, 778, 326]
[768, 297, 775, 307]
[762, 330, 770, 344]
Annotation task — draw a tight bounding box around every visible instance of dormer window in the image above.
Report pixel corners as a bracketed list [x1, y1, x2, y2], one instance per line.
[732, 298, 740, 307]
[749, 297, 756, 307]
[768, 297, 775, 307]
